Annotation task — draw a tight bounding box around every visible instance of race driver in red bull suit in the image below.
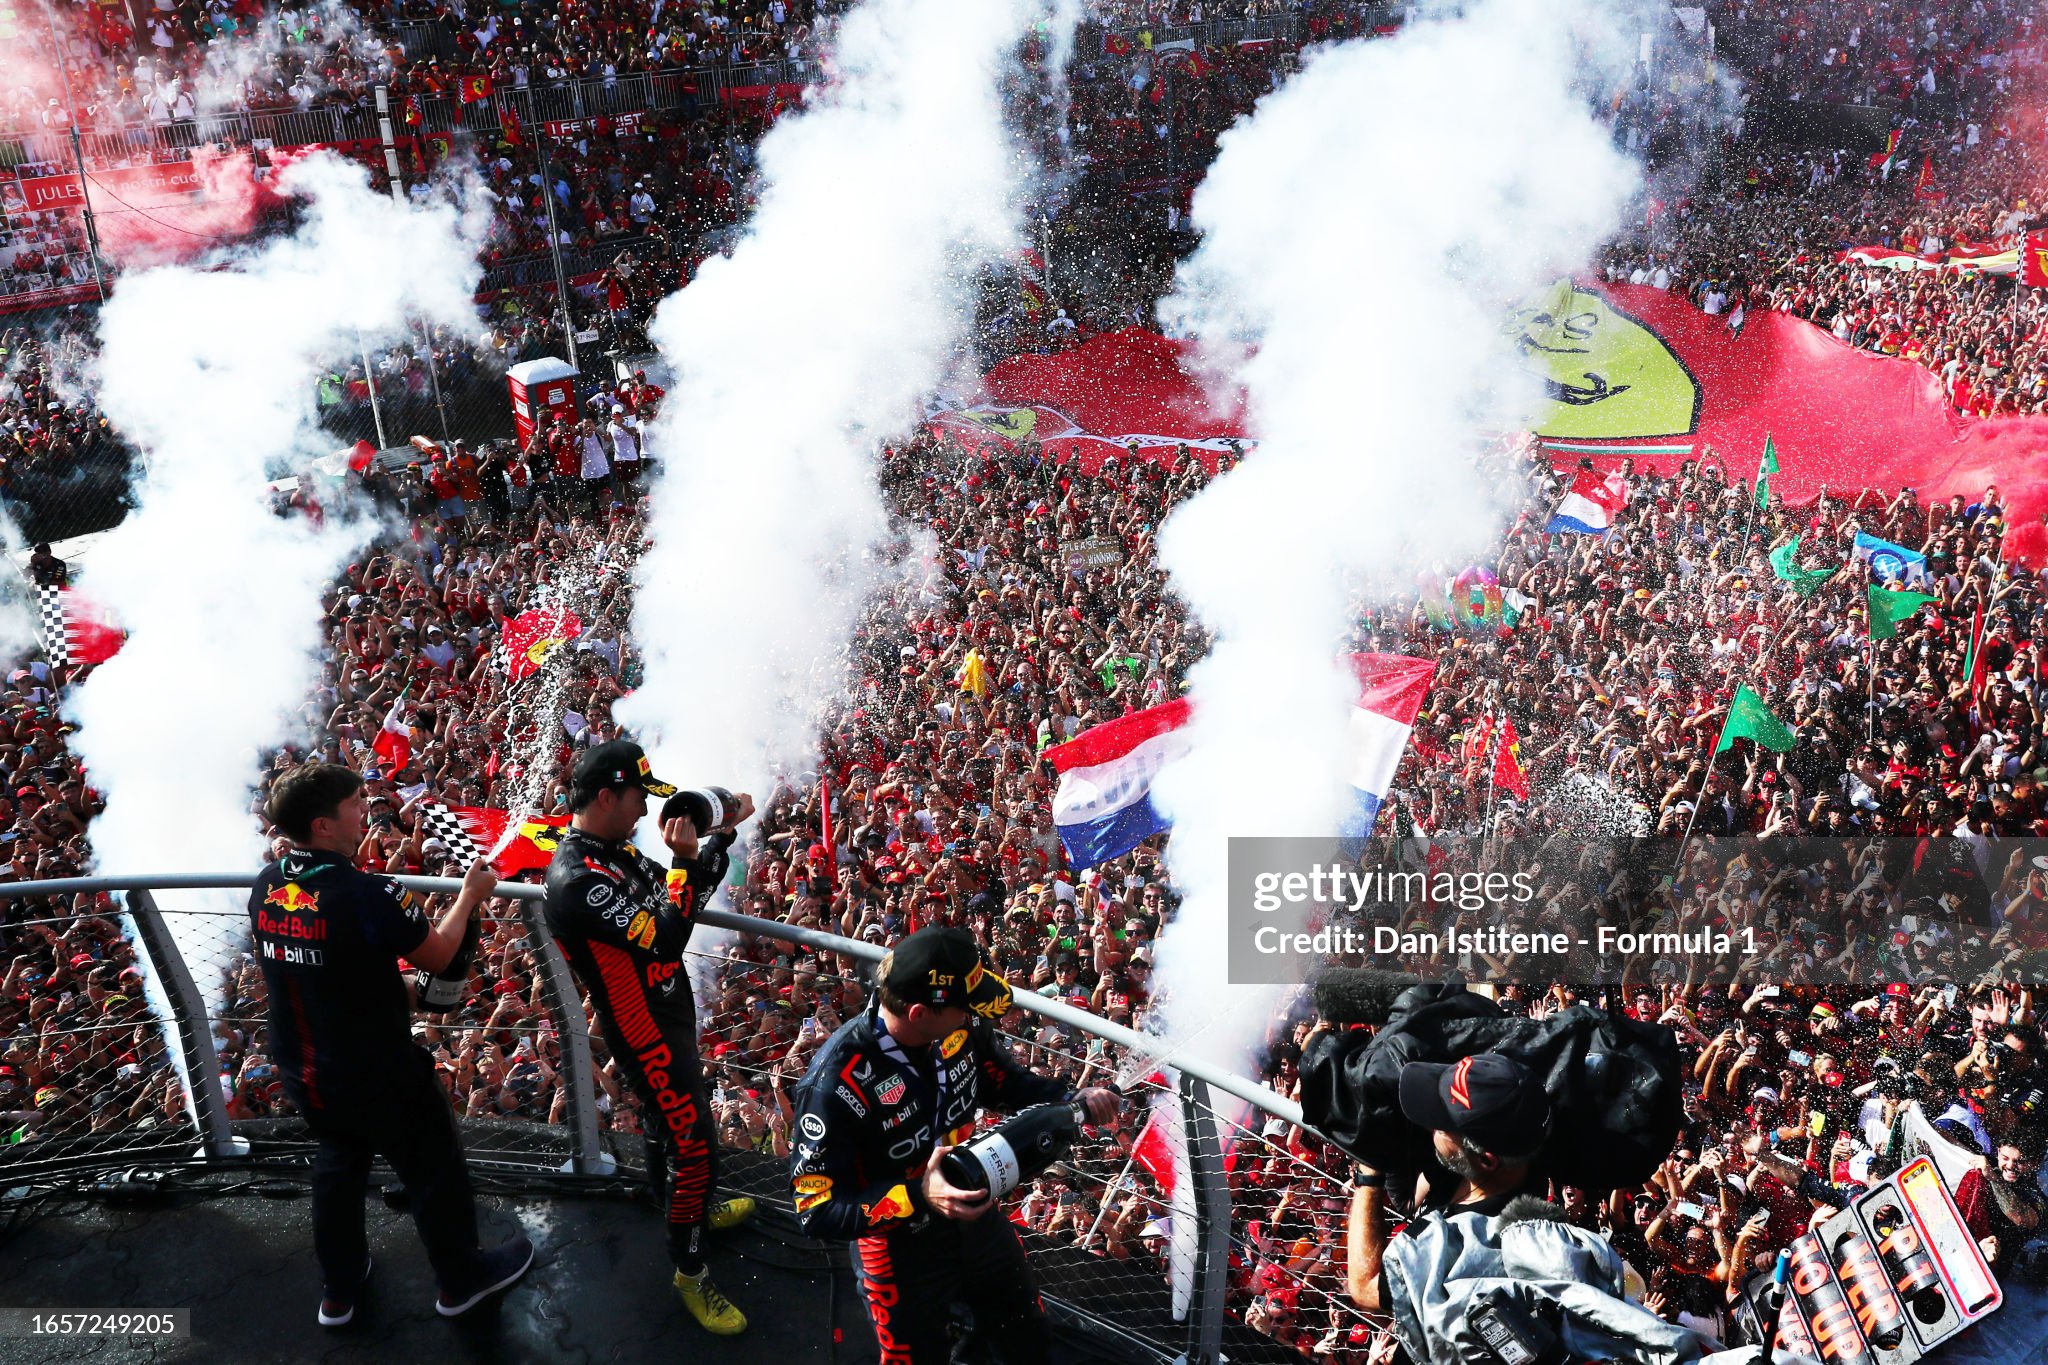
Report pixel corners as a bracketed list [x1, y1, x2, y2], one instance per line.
[542, 738, 756, 1334]
[790, 926, 1119, 1363]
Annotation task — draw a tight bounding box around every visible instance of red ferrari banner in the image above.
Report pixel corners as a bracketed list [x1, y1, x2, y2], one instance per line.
[417, 802, 569, 876]
[1515, 281, 2048, 565]
[501, 607, 583, 682]
[933, 328, 1251, 473]
[458, 74, 493, 104]
[35, 585, 125, 667]
[1912, 156, 1942, 202]
[2025, 231, 2048, 289]
[946, 290, 2048, 565]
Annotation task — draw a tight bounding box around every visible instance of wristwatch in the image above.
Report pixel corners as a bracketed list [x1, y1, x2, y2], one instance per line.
[1352, 1163, 1385, 1189]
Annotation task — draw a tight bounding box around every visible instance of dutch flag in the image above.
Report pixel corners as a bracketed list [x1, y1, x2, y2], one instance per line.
[1339, 653, 1436, 833]
[1046, 699, 1194, 870]
[1046, 654, 1434, 866]
[1544, 469, 1627, 536]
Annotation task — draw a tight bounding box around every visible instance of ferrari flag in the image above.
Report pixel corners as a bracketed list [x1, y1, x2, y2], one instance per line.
[414, 802, 570, 877]
[502, 607, 583, 682]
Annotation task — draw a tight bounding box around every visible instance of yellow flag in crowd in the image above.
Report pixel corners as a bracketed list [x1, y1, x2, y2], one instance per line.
[958, 649, 990, 699]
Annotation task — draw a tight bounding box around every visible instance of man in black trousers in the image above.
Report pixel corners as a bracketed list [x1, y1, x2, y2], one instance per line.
[250, 762, 533, 1328]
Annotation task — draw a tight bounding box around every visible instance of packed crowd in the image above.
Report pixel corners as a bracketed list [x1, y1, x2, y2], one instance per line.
[1603, 0, 2048, 419]
[8, 0, 2048, 1358]
[1706, 0, 2040, 119]
[1, 0, 820, 133]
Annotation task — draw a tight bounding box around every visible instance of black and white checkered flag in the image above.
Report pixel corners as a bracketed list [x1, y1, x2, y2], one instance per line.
[414, 801, 483, 862]
[34, 585, 69, 670]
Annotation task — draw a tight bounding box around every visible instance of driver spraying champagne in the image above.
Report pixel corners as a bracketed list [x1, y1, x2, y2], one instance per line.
[790, 926, 1118, 1364]
[541, 739, 758, 1335]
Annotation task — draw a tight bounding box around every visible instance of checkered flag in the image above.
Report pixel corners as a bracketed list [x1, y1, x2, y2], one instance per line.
[414, 801, 484, 862]
[34, 585, 69, 669]
[33, 584, 124, 669]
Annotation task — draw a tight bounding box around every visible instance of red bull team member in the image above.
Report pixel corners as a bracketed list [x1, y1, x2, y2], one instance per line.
[251, 763, 534, 1329]
[542, 739, 756, 1334]
[790, 926, 1118, 1364]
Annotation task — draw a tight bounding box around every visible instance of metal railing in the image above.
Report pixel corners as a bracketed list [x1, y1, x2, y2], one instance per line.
[0, 871, 1307, 1365]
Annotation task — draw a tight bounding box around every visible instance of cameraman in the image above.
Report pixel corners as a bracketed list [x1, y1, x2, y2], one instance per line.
[790, 926, 1117, 1364]
[251, 763, 533, 1328]
[1347, 1056, 1550, 1315]
[542, 740, 757, 1335]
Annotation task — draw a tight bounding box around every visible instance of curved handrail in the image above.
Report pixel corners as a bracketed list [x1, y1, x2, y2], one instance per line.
[5, 872, 1304, 1126]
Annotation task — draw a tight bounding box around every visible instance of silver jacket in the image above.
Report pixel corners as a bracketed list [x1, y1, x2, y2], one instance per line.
[1381, 1197, 1748, 1365]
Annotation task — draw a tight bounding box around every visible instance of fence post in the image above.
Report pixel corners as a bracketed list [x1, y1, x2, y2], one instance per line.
[1178, 1071, 1229, 1365]
[124, 889, 244, 1160]
[520, 897, 613, 1175]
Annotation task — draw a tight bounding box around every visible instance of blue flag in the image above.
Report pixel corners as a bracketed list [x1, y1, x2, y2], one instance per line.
[1851, 532, 1930, 587]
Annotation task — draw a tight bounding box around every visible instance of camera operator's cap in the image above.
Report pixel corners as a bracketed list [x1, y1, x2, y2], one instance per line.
[1398, 1054, 1551, 1160]
[571, 738, 677, 799]
[881, 926, 1012, 1020]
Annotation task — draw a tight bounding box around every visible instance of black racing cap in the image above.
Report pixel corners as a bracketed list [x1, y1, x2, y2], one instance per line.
[1398, 1054, 1552, 1161]
[570, 739, 677, 799]
[880, 926, 1013, 1021]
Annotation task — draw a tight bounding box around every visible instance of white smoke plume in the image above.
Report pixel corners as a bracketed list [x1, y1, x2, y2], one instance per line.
[622, 0, 1065, 797]
[1146, 0, 1643, 1067]
[0, 515, 37, 670]
[72, 155, 487, 906]
[1041, 0, 1084, 171]
[188, 0, 397, 117]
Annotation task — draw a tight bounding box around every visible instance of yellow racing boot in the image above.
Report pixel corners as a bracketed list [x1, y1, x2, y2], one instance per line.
[707, 1196, 755, 1232]
[674, 1268, 747, 1335]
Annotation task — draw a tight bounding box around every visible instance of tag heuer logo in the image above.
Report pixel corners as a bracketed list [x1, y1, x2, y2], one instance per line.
[875, 1076, 907, 1106]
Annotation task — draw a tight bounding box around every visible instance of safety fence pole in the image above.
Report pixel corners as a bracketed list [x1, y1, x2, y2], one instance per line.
[123, 889, 241, 1160]
[1178, 1071, 1229, 1365]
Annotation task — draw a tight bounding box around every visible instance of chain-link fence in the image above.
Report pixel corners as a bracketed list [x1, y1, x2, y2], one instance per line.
[0, 888, 202, 1178]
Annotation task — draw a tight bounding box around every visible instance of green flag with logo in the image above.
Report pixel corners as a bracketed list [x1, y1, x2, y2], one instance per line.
[1716, 684, 1796, 753]
[1768, 534, 1838, 598]
[1755, 436, 1779, 509]
[1867, 585, 1936, 641]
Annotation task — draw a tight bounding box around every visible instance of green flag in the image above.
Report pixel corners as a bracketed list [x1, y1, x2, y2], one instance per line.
[1867, 585, 1936, 640]
[1755, 436, 1779, 509]
[1098, 656, 1143, 691]
[1716, 684, 1796, 753]
[1768, 534, 1838, 598]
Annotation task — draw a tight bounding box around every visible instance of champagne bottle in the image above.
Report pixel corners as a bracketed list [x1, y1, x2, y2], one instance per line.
[414, 907, 481, 1014]
[669, 787, 737, 836]
[938, 1101, 1086, 1199]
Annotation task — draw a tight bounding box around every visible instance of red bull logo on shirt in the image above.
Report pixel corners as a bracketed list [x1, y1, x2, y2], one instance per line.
[264, 883, 319, 914]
